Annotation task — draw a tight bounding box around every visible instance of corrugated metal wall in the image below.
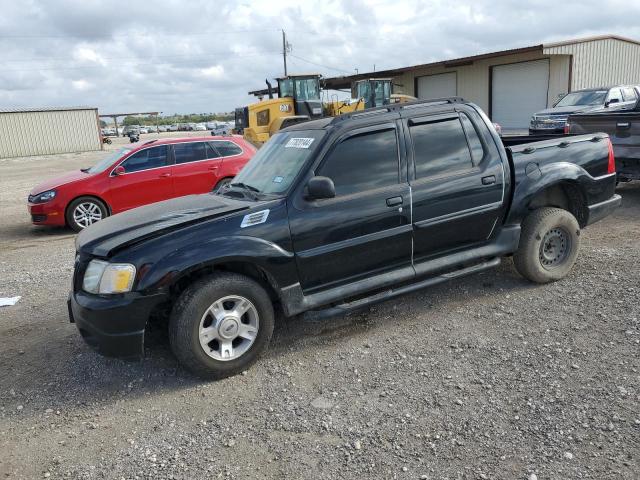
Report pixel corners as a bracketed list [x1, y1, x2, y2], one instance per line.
[544, 38, 640, 90]
[392, 50, 570, 114]
[0, 108, 101, 159]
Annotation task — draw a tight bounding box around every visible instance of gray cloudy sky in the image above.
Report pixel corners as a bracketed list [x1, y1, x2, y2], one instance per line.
[1, 0, 639, 114]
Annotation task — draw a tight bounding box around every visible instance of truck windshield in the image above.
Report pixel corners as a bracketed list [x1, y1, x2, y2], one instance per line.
[556, 90, 607, 107]
[86, 148, 132, 174]
[228, 130, 325, 195]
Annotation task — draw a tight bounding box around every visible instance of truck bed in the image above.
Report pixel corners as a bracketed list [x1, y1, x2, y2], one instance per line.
[500, 133, 611, 179]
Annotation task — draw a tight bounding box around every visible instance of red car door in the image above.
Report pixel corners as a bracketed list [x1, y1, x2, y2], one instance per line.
[107, 144, 174, 213]
[171, 141, 222, 196]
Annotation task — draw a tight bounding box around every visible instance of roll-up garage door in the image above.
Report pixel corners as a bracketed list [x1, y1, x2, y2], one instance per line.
[491, 59, 549, 129]
[416, 72, 457, 100]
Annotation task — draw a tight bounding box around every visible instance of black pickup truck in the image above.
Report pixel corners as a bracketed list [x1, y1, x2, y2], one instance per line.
[68, 98, 621, 379]
[568, 97, 640, 182]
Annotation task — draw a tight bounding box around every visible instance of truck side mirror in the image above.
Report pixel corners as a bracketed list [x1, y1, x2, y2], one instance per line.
[606, 98, 620, 107]
[306, 176, 335, 200]
[113, 165, 126, 176]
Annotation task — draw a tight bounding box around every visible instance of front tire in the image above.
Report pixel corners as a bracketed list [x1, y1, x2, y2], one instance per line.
[66, 196, 108, 232]
[213, 177, 232, 192]
[169, 273, 274, 379]
[513, 207, 580, 283]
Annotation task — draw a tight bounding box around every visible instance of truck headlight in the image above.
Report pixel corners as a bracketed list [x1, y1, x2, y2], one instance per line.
[82, 260, 136, 294]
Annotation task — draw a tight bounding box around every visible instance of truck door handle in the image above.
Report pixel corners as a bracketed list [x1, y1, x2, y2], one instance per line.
[208, 166, 219, 171]
[386, 196, 403, 207]
[617, 122, 630, 129]
[481, 175, 496, 185]
[159, 172, 171, 178]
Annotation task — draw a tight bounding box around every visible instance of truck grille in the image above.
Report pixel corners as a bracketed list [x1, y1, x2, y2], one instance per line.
[531, 115, 568, 130]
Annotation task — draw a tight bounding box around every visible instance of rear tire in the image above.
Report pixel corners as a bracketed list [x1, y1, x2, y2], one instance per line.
[513, 207, 580, 283]
[66, 196, 108, 232]
[169, 273, 274, 379]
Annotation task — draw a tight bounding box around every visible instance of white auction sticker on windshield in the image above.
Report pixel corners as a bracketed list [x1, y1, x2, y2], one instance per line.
[285, 138, 314, 149]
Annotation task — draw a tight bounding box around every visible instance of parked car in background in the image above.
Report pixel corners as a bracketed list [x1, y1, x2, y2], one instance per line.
[122, 125, 140, 137]
[567, 96, 640, 182]
[194, 123, 207, 131]
[211, 122, 231, 136]
[168, 124, 179, 132]
[530, 85, 639, 134]
[158, 125, 168, 132]
[139, 127, 149, 134]
[205, 122, 216, 130]
[67, 99, 620, 378]
[28, 136, 256, 231]
[101, 128, 117, 137]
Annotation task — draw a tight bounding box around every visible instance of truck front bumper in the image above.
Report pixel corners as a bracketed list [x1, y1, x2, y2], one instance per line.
[586, 194, 622, 226]
[68, 290, 167, 359]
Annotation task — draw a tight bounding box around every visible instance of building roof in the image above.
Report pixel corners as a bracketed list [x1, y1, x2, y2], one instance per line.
[0, 106, 97, 114]
[322, 34, 640, 90]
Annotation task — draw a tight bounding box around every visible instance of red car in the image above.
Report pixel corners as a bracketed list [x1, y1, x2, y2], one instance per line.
[28, 136, 256, 231]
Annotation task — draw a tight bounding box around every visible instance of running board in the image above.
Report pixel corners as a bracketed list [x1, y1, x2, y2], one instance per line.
[302, 257, 501, 321]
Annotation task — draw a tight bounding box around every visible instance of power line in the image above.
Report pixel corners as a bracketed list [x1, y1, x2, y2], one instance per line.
[1, 49, 279, 64]
[0, 27, 281, 39]
[1, 51, 281, 73]
[288, 54, 351, 74]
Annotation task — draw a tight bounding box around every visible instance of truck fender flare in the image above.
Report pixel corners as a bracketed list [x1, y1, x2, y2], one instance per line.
[506, 162, 589, 225]
[137, 236, 297, 293]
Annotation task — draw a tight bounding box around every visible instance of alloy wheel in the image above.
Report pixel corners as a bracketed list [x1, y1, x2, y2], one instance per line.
[198, 295, 259, 361]
[72, 202, 103, 229]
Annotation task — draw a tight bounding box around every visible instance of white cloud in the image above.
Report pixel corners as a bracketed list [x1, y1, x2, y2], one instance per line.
[198, 65, 225, 79]
[0, 0, 638, 113]
[73, 46, 105, 65]
[71, 79, 92, 91]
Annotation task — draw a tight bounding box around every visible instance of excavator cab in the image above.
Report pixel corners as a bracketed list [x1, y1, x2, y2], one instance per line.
[277, 74, 323, 119]
[241, 74, 324, 146]
[352, 78, 392, 109]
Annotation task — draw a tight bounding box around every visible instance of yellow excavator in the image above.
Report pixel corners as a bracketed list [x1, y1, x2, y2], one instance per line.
[236, 75, 415, 145]
[239, 74, 325, 145]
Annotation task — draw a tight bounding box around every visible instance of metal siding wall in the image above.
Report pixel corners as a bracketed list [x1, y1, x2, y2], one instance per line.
[0, 109, 101, 159]
[544, 39, 640, 91]
[393, 50, 558, 113]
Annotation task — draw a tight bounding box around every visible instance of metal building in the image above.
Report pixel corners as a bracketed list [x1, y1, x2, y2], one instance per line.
[323, 35, 640, 130]
[0, 106, 101, 159]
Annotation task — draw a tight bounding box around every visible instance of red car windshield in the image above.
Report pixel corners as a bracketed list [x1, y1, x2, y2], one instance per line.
[87, 147, 132, 174]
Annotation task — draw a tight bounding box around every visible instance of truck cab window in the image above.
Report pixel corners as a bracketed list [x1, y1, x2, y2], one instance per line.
[622, 87, 638, 102]
[410, 118, 472, 179]
[460, 114, 484, 165]
[607, 88, 623, 104]
[318, 129, 399, 196]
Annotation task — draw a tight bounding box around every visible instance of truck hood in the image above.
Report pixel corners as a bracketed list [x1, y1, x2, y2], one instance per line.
[30, 170, 91, 195]
[76, 193, 251, 257]
[534, 105, 599, 116]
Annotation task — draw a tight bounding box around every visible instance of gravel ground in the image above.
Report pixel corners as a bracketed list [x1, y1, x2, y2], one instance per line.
[0, 140, 638, 479]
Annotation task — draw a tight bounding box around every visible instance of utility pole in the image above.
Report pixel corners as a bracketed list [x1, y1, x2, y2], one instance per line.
[282, 29, 288, 76]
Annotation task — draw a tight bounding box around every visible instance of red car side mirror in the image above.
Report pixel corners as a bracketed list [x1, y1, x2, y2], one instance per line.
[113, 165, 126, 176]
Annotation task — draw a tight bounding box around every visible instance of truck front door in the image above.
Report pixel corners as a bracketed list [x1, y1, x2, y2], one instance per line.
[405, 108, 506, 267]
[288, 123, 412, 293]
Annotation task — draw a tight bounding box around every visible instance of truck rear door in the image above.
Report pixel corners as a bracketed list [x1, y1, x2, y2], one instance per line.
[405, 107, 507, 267]
[570, 109, 640, 180]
